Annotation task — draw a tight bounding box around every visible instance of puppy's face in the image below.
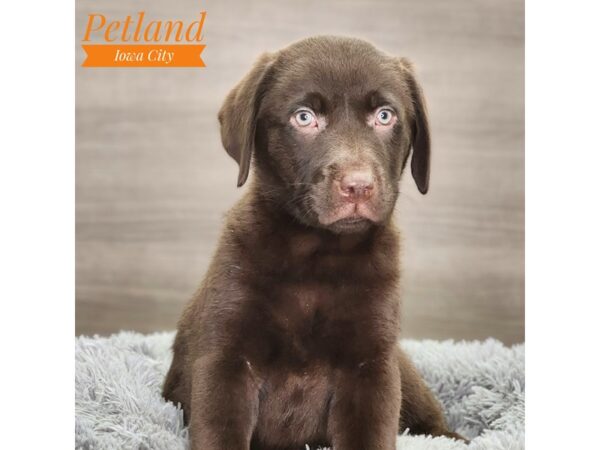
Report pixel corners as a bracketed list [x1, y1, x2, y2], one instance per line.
[219, 37, 430, 234]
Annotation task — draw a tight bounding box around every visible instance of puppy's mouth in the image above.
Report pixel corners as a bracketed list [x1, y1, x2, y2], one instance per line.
[318, 202, 381, 233]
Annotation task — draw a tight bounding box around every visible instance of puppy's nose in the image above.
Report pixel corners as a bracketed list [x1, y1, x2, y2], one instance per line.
[339, 170, 375, 202]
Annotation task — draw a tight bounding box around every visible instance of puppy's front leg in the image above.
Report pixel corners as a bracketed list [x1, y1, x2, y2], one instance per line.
[189, 353, 260, 450]
[328, 358, 402, 450]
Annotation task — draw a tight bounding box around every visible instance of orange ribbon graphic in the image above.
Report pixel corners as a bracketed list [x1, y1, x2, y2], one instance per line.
[82, 45, 205, 67]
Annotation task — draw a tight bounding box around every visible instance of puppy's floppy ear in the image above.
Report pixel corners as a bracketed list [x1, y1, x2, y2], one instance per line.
[397, 58, 431, 195]
[218, 52, 276, 187]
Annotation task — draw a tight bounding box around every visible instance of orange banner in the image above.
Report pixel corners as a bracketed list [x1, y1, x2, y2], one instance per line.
[82, 45, 205, 67]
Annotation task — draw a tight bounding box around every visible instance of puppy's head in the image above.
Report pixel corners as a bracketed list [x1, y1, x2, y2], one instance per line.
[219, 36, 430, 234]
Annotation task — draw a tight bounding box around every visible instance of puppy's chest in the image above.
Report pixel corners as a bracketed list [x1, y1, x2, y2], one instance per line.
[272, 282, 334, 330]
[248, 279, 378, 364]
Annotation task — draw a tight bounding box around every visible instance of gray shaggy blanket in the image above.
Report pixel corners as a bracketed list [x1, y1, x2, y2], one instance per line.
[75, 332, 524, 450]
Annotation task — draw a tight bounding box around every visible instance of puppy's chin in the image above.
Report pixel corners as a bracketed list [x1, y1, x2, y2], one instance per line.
[287, 197, 391, 234]
[316, 203, 383, 234]
[326, 217, 374, 234]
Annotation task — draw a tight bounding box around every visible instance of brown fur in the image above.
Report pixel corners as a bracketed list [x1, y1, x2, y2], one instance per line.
[163, 36, 465, 449]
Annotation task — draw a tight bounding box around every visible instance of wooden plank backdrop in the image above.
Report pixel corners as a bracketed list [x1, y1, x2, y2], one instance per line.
[76, 0, 524, 344]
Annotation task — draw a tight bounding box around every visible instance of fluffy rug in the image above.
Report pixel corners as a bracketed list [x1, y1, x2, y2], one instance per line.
[75, 332, 524, 450]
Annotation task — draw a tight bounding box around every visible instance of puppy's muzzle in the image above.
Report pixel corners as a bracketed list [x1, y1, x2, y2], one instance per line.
[336, 169, 375, 204]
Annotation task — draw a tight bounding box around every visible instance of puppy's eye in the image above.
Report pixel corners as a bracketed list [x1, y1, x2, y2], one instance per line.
[375, 108, 395, 126]
[294, 109, 316, 127]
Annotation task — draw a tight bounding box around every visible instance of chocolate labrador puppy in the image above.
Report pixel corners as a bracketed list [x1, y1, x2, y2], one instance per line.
[163, 36, 464, 449]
